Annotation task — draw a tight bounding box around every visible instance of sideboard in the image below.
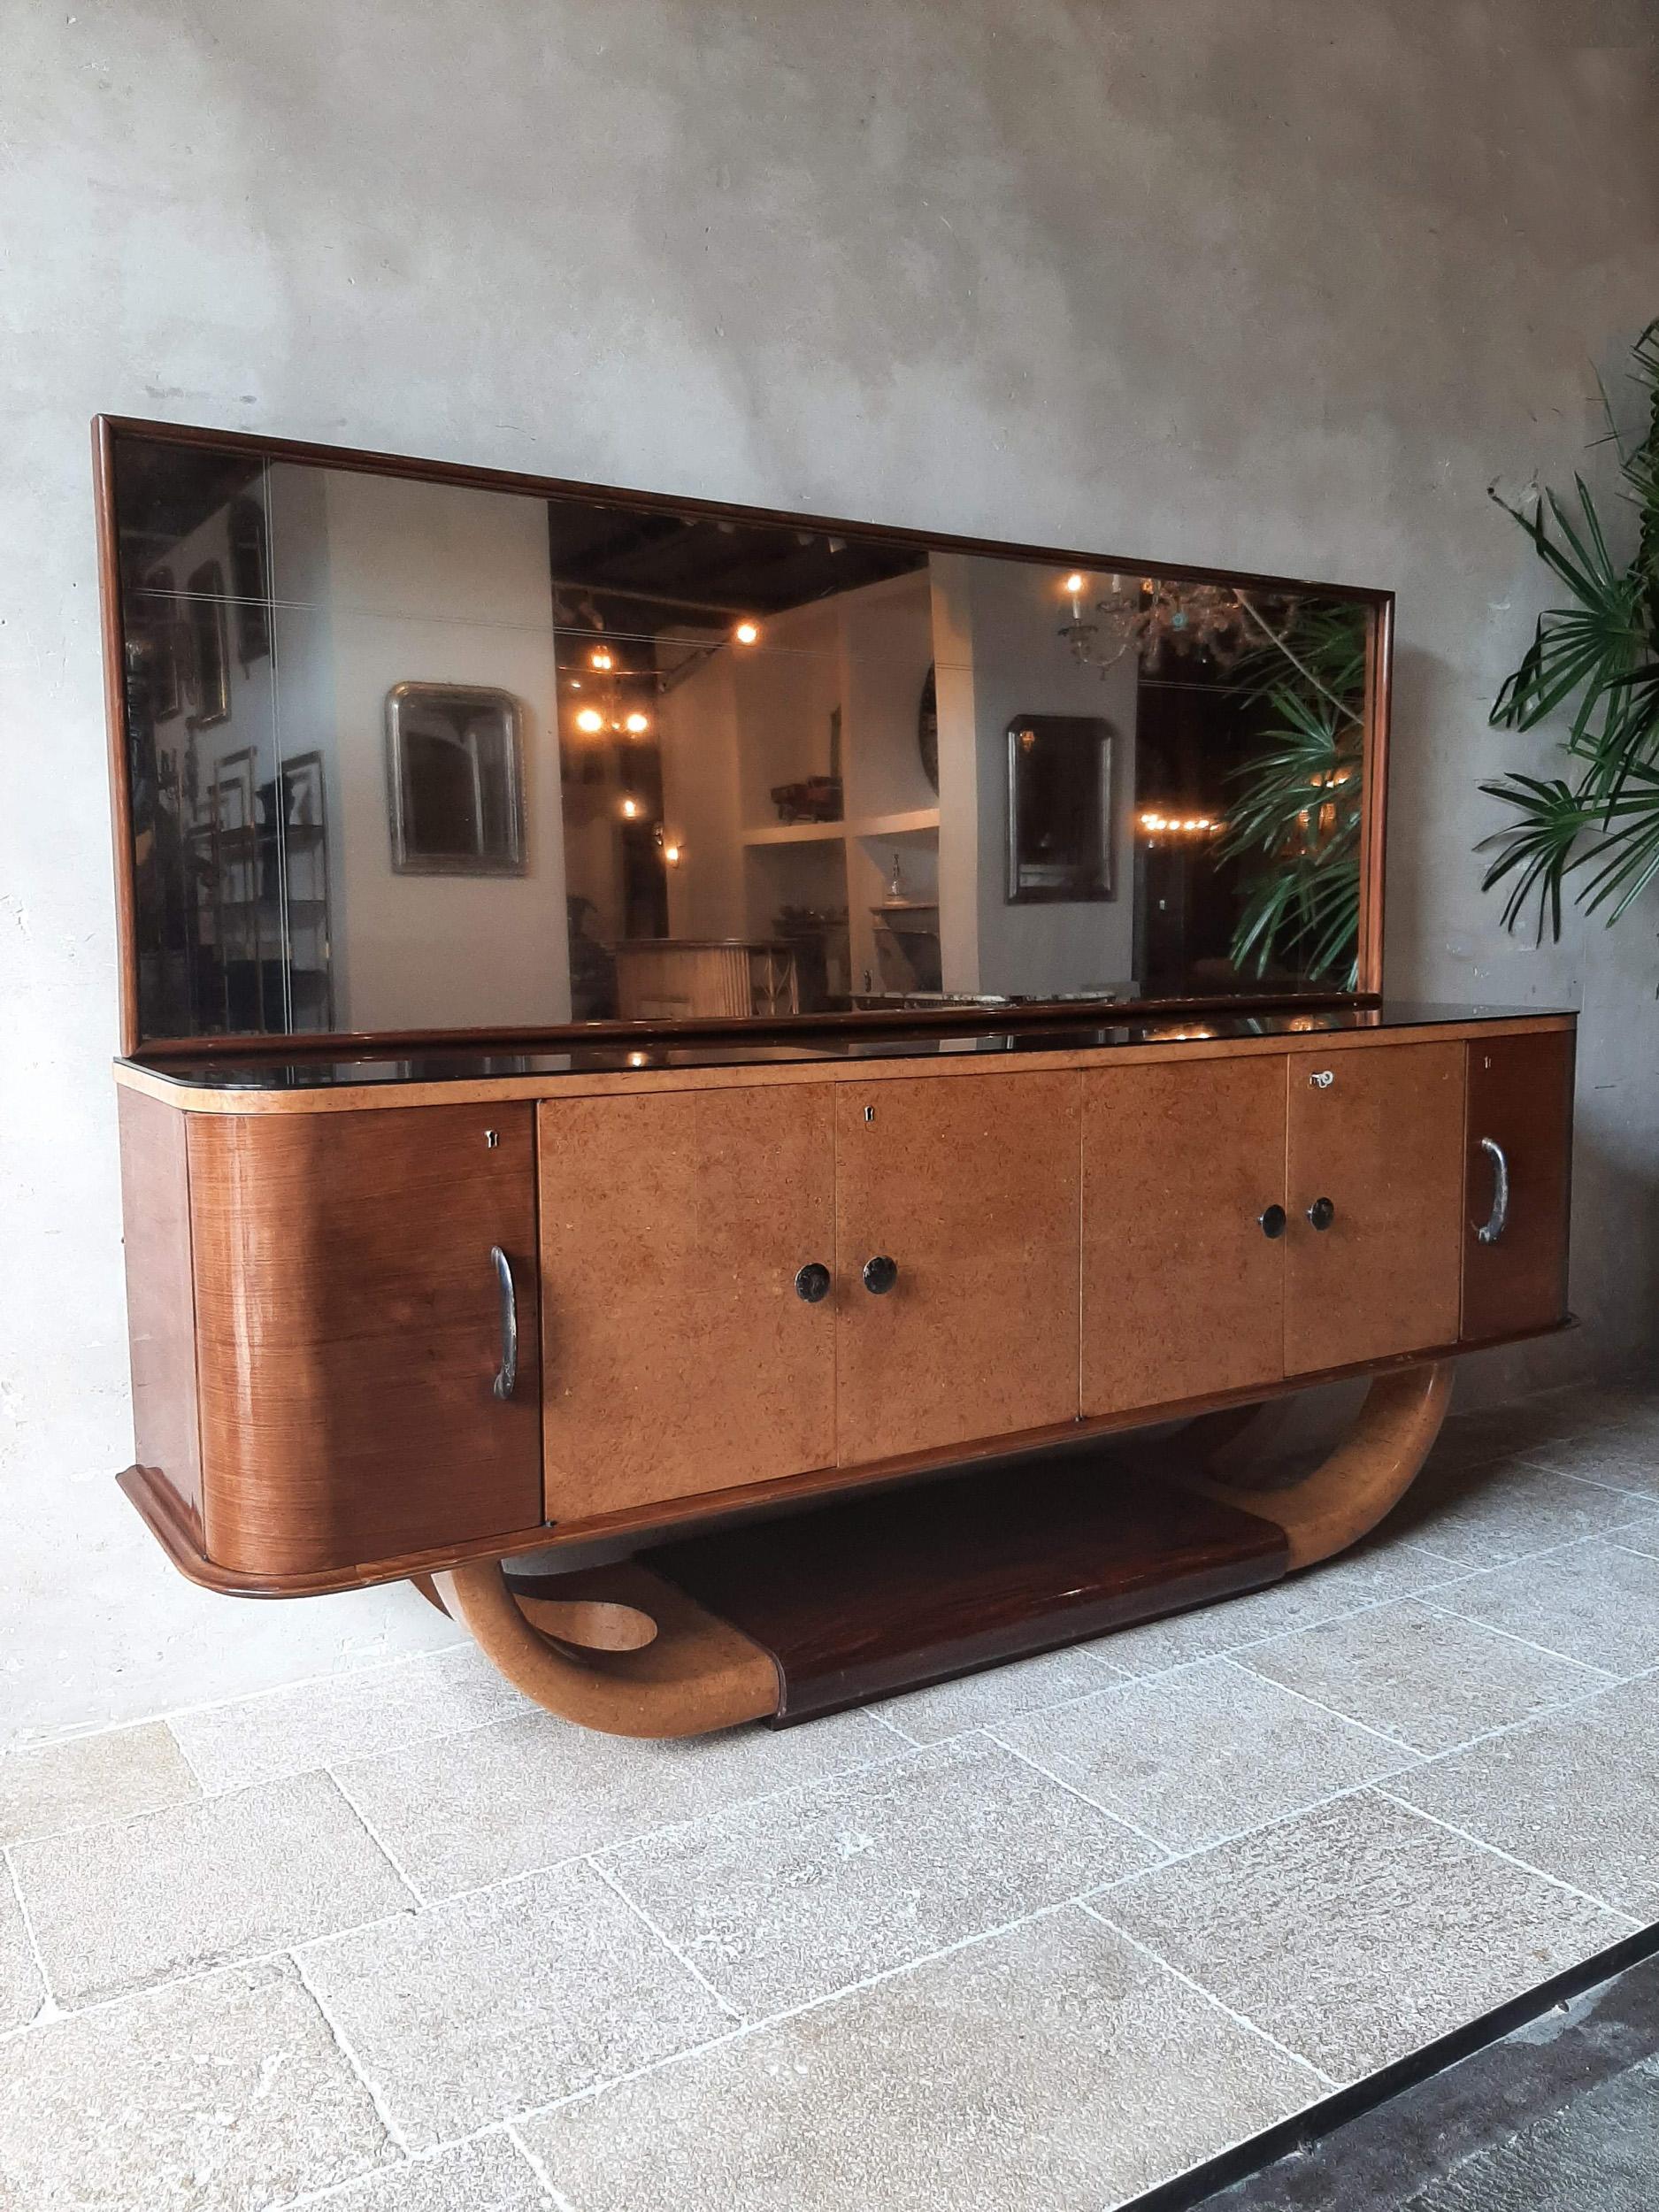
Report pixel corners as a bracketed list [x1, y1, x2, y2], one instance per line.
[96, 413, 1578, 1736]
[114, 1005, 1574, 1730]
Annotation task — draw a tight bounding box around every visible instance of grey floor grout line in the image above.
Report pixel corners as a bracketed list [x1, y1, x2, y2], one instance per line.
[1075, 1898, 1342, 2091]
[9, 1634, 476, 1756]
[1413, 1590, 1629, 1678]
[499, 1896, 1087, 2131]
[583, 1853, 746, 2022]
[290, 1943, 420, 2160]
[505, 2119, 584, 2212]
[1373, 1789, 1640, 1922]
[1210, 1650, 1434, 1755]
[264, 2118, 563, 2211]
[0, 1915, 426, 2046]
[324, 1768, 433, 1908]
[1, 1843, 59, 2032]
[979, 1730, 1179, 1858]
[260, 2148, 414, 2211]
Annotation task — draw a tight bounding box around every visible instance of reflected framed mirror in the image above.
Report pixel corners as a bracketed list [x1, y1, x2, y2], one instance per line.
[385, 681, 526, 876]
[96, 416, 1390, 1054]
[1006, 714, 1115, 904]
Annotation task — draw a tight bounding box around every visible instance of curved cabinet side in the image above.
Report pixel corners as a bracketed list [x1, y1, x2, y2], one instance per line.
[188, 1102, 544, 1578]
[118, 1088, 205, 1549]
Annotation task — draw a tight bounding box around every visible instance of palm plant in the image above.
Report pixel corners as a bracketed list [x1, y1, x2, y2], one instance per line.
[1220, 598, 1368, 987]
[1480, 319, 1659, 938]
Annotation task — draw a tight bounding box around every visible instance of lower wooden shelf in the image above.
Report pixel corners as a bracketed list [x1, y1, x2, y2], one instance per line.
[642, 1452, 1291, 1724]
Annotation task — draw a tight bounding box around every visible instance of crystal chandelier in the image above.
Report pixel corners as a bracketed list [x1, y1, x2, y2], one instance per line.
[1058, 572, 1255, 675]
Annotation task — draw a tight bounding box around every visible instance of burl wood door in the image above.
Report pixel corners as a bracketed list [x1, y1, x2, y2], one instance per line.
[1081, 1056, 1287, 1415]
[539, 1083, 836, 1524]
[1462, 1030, 1574, 1341]
[834, 1072, 1081, 1466]
[189, 1102, 541, 1578]
[1284, 1041, 1466, 1374]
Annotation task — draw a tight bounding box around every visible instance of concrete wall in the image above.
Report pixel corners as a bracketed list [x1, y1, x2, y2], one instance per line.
[3, 1, 1655, 1746]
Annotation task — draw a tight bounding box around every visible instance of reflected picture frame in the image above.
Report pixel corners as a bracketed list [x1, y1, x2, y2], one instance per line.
[385, 680, 527, 876]
[1005, 712, 1116, 903]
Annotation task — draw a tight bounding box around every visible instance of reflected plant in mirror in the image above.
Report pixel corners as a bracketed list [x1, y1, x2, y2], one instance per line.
[1218, 598, 1367, 987]
[104, 419, 1386, 1045]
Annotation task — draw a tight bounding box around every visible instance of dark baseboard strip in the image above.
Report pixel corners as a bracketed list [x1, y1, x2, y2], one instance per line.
[1123, 1912, 1659, 2212]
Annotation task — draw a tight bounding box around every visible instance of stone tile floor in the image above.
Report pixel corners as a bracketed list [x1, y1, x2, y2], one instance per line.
[1203, 1945, 1659, 2210]
[4, 1379, 1659, 2209]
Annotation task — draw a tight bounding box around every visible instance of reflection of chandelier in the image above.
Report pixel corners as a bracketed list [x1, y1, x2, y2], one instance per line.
[1059, 572, 1256, 674]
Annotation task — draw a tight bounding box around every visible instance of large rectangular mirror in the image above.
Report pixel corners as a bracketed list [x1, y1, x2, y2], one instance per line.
[101, 420, 1386, 1048]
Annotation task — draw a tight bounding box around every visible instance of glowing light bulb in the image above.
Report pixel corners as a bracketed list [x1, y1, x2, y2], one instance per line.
[574, 707, 604, 733]
[620, 795, 640, 819]
[624, 710, 649, 734]
[663, 841, 682, 864]
[1064, 572, 1085, 596]
[590, 646, 614, 671]
[733, 620, 759, 645]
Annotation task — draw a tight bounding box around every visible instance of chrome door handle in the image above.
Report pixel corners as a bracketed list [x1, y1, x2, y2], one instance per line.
[490, 1245, 518, 1400]
[1477, 1137, 1510, 1245]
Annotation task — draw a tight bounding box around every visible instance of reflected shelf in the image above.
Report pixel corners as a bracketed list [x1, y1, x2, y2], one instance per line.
[742, 809, 940, 849]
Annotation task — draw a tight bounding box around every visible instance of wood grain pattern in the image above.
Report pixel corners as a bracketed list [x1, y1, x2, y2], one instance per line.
[117, 1087, 204, 1546]
[1356, 594, 1392, 996]
[1186, 1359, 1453, 1571]
[833, 1071, 1082, 1464]
[539, 1084, 837, 1522]
[1082, 1055, 1286, 1413]
[1462, 1029, 1575, 1341]
[1285, 1040, 1465, 1373]
[437, 1559, 778, 1738]
[189, 1102, 543, 1577]
[117, 1317, 1574, 1597]
[648, 1455, 1288, 1723]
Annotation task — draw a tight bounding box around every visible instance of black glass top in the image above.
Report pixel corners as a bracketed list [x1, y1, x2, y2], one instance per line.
[125, 1001, 1572, 1092]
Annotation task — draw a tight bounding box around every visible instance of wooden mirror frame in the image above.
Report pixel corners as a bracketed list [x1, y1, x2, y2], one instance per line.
[94, 414, 1393, 1063]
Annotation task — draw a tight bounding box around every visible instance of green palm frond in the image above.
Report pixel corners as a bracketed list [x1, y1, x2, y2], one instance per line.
[1484, 320, 1659, 941]
[1221, 601, 1366, 985]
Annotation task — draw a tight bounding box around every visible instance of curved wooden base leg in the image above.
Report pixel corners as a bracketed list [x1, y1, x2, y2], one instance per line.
[1179, 1360, 1454, 1571]
[411, 1571, 449, 1617]
[434, 1558, 779, 1739]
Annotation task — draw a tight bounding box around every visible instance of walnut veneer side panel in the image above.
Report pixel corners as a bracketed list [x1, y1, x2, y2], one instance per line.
[834, 1071, 1082, 1465]
[1081, 1055, 1287, 1414]
[117, 1087, 204, 1547]
[188, 1102, 542, 1577]
[1462, 1029, 1575, 1341]
[539, 1084, 837, 1523]
[1285, 1040, 1465, 1374]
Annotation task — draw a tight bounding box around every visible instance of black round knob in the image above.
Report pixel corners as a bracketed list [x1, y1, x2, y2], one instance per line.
[794, 1262, 831, 1304]
[1307, 1196, 1336, 1231]
[1258, 1204, 1287, 1240]
[862, 1254, 899, 1296]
